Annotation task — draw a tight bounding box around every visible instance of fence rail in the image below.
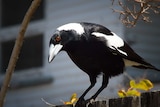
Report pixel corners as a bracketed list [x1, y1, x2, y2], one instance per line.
[55, 91, 160, 107]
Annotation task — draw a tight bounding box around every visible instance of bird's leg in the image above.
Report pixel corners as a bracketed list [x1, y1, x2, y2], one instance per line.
[76, 76, 96, 106]
[88, 74, 109, 101]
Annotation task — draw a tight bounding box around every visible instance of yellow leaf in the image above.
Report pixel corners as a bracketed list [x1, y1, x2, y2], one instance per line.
[130, 79, 153, 91]
[118, 89, 141, 97]
[118, 89, 127, 98]
[141, 79, 153, 89]
[64, 101, 73, 105]
[63, 93, 78, 105]
[70, 93, 78, 104]
[126, 89, 140, 97]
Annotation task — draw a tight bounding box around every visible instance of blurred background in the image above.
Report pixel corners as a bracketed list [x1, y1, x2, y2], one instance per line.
[0, 0, 160, 107]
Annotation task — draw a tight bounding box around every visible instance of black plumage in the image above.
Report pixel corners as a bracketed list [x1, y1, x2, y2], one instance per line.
[48, 22, 160, 105]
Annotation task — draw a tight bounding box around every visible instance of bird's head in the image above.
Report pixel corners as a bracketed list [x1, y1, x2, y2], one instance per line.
[48, 23, 85, 63]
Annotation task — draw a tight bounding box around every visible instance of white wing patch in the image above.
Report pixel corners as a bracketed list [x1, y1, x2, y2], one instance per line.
[92, 32, 128, 56]
[57, 23, 85, 35]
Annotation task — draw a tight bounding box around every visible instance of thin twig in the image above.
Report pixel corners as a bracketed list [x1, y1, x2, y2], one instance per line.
[0, 0, 41, 107]
[41, 98, 56, 107]
[112, 0, 160, 27]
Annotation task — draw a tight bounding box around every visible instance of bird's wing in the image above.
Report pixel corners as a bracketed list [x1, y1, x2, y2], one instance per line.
[91, 31, 152, 66]
[92, 32, 128, 56]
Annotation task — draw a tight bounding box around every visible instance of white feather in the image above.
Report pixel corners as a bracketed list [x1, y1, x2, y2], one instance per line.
[92, 32, 127, 56]
[57, 23, 85, 35]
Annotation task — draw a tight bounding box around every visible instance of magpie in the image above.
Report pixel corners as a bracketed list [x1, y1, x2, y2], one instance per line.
[48, 22, 160, 105]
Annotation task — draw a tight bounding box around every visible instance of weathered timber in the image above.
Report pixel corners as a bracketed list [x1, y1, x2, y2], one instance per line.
[54, 91, 160, 107]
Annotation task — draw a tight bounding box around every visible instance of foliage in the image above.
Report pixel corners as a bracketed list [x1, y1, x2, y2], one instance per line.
[112, 0, 160, 27]
[62, 93, 78, 105]
[118, 79, 153, 98]
[42, 93, 78, 106]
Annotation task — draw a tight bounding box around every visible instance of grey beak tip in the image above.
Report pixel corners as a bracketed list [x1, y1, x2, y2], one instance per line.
[48, 55, 53, 63]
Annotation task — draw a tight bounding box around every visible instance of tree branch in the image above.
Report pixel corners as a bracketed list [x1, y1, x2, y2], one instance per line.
[0, 0, 41, 107]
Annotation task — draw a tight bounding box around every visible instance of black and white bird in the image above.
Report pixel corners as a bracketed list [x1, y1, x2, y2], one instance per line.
[48, 22, 160, 105]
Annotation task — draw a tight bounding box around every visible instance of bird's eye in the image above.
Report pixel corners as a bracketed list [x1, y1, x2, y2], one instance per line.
[55, 36, 61, 42]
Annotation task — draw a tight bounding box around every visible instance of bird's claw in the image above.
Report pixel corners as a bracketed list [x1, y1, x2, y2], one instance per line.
[87, 98, 95, 104]
[75, 98, 95, 107]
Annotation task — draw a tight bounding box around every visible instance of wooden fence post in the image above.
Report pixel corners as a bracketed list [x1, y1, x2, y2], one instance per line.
[141, 91, 160, 107]
[53, 91, 160, 107]
[88, 101, 107, 107]
[109, 96, 140, 107]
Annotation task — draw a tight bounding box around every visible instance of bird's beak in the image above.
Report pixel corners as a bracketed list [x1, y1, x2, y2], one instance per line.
[48, 43, 63, 63]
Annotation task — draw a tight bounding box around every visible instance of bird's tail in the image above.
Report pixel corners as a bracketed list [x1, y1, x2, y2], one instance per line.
[133, 64, 160, 71]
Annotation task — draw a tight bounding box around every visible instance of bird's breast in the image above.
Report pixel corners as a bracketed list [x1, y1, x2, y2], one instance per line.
[64, 41, 125, 76]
